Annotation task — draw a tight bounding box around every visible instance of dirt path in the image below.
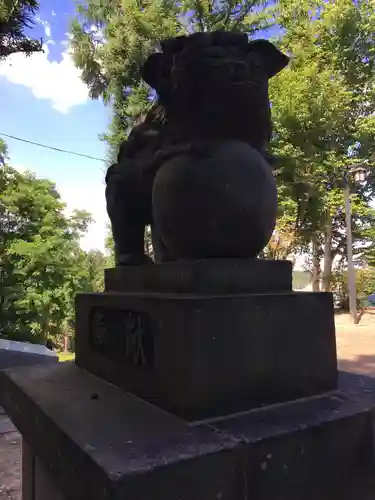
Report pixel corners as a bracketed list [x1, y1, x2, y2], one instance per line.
[336, 310, 375, 375]
[0, 408, 20, 500]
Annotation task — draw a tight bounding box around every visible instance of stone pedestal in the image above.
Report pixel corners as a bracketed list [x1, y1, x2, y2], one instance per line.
[76, 260, 337, 420]
[1, 364, 375, 500]
[22, 441, 65, 500]
[1, 260, 375, 499]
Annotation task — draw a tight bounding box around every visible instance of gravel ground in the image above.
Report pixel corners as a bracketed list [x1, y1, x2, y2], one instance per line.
[0, 408, 20, 500]
[336, 310, 375, 374]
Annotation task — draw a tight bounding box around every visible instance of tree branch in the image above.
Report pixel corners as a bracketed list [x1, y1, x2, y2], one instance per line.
[194, 0, 206, 31]
[232, 0, 258, 29]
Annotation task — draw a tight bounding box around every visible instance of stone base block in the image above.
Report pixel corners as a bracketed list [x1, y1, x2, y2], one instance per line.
[212, 370, 375, 499]
[104, 259, 293, 294]
[75, 289, 337, 420]
[1, 363, 241, 500]
[22, 440, 71, 500]
[1, 364, 375, 500]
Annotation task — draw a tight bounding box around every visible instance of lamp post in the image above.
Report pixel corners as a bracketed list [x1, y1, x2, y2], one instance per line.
[344, 164, 368, 325]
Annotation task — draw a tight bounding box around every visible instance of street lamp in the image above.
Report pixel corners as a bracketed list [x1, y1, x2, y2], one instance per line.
[353, 165, 368, 183]
[344, 163, 368, 324]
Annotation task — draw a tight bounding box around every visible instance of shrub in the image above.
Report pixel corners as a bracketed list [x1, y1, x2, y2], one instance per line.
[332, 267, 375, 310]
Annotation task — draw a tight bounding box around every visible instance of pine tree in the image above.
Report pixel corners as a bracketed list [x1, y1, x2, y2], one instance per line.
[0, 0, 42, 58]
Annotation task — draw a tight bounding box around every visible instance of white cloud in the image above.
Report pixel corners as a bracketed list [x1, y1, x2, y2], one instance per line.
[61, 33, 73, 47]
[60, 181, 108, 252]
[51, 10, 56, 16]
[44, 22, 51, 38]
[0, 43, 89, 113]
[36, 17, 52, 39]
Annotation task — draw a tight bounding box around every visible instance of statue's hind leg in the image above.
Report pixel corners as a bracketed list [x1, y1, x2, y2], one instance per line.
[106, 162, 153, 266]
[151, 223, 175, 263]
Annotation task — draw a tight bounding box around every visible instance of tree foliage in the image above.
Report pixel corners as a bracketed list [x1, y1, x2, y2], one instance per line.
[70, 0, 375, 294]
[269, 0, 375, 289]
[0, 0, 43, 58]
[0, 138, 7, 165]
[0, 160, 105, 347]
[332, 267, 375, 309]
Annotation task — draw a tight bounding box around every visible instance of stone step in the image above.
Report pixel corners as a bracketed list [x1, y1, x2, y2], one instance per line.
[1, 363, 375, 500]
[208, 370, 375, 499]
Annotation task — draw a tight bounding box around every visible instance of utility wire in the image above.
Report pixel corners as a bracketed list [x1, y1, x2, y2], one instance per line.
[1, 133, 369, 188]
[0, 132, 106, 162]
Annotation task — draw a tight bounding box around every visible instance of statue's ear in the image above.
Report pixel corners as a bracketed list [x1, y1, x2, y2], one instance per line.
[247, 40, 289, 78]
[141, 53, 166, 90]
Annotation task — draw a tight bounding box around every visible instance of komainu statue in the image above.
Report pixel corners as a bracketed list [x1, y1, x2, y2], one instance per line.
[105, 31, 289, 265]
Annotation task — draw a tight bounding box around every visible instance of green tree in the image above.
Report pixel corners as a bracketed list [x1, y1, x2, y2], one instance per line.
[70, 0, 275, 160]
[82, 249, 106, 292]
[0, 161, 104, 348]
[56, 247, 107, 351]
[270, 0, 375, 290]
[0, 0, 42, 58]
[332, 267, 375, 310]
[0, 138, 7, 164]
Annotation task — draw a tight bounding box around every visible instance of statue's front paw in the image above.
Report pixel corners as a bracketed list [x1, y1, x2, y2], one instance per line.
[116, 254, 153, 266]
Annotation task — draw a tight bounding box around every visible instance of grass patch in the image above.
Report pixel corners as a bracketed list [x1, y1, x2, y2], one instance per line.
[58, 352, 75, 362]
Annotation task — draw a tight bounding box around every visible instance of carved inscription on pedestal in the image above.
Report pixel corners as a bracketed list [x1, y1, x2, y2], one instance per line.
[89, 307, 154, 369]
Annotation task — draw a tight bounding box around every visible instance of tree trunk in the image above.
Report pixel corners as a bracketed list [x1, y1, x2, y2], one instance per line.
[63, 334, 69, 353]
[311, 234, 321, 292]
[321, 214, 333, 292]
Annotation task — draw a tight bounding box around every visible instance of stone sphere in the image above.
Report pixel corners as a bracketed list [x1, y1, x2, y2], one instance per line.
[152, 140, 277, 260]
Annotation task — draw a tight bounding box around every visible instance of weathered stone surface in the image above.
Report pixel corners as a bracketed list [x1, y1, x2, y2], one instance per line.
[34, 456, 66, 500]
[106, 32, 289, 265]
[105, 259, 293, 294]
[208, 371, 375, 500]
[151, 141, 277, 260]
[22, 441, 34, 500]
[0, 363, 242, 500]
[75, 289, 337, 420]
[1, 365, 375, 500]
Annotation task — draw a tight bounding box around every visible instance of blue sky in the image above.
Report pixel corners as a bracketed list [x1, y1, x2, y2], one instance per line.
[0, 0, 109, 251]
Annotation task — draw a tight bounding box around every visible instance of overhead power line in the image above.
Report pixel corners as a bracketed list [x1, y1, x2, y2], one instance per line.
[1, 133, 369, 190]
[0, 132, 106, 162]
